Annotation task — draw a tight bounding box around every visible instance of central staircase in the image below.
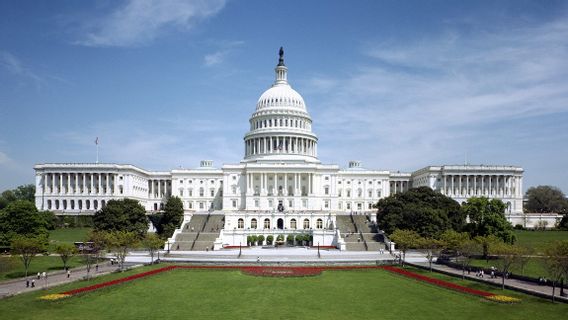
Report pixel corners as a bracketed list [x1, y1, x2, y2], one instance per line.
[171, 213, 224, 251]
[336, 214, 385, 251]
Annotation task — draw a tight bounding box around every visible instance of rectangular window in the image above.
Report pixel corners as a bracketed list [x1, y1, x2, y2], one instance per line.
[232, 200, 237, 208]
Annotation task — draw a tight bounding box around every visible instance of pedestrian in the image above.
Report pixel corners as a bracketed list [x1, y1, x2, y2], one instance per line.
[37, 272, 40, 280]
[96, 264, 99, 272]
[480, 270, 484, 278]
[257, 256, 260, 263]
[26, 279, 30, 288]
[67, 270, 71, 278]
[42, 271, 46, 279]
[491, 270, 494, 279]
[31, 279, 35, 288]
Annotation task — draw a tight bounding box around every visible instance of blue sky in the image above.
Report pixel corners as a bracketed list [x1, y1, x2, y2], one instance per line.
[1, 0, 567, 194]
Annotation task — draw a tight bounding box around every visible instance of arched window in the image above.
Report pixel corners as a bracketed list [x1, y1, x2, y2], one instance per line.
[238, 218, 244, 229]
[47, 200, 52, 210]
[251, 218, 257, 229]
[317, 219, 323, 229]
[70, 200, 75, 210]
[94, 200, 98, 210]
[264, 218, 270, 229]
[290, 219, 297, 229]
[101, 200, 105, 208]
[85, 200, 90, 210]
[63, 200, 67, 210]
[303, 219, 310, 229]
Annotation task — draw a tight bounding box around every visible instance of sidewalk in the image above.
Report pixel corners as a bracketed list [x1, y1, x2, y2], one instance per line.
[0, 261, 132, 299]
[412, 261, 568, 302]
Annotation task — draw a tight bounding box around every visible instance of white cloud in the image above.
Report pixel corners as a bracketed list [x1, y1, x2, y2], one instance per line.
[0, 151, 11, 165]
[78, 0, 226, 47]
[0, 51, 45, 88]
[311, 17, 568, 172]
[203, 40, 244, 66]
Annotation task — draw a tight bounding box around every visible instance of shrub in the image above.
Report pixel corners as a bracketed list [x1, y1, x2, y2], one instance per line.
[276, 234, 284, 242]
[247, 235, 253, 246]
[286, 234, 295, 245]
[251, 235, 258, 246]
[266, 235, 274, 245]
[257, 235, 265, 245]
[514, 224, 525, 230]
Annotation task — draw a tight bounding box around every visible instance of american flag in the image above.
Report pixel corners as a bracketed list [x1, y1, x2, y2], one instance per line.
[95, 137, 99, 145]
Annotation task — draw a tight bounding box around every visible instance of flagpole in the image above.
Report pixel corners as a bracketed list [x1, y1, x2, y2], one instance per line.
[96, 144, 99, 164]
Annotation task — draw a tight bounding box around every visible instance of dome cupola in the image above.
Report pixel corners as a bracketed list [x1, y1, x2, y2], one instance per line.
[243, 48, 319, 163]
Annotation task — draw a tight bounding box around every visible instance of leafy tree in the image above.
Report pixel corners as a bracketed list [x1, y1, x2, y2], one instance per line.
[11, 235, 47, 277]
[160, 196, 184, 238]
[0, 184, 35, 209]
[558, 215, 568, 231]
[490, 242, 525, 289]
[544, 240, 568, 302]
[143, 233, 164, 264]
[0, 200, 49, 246]
[266, 235, 274, 245]
[462, 197, 515, 244]
[286, 234, 295, 245]
[39, 210, 57, 230]
[107, 231, 140, 270]
[419, 237, 444, 272]
[247, 235, 253, 246]
[440, 230, 475, 278]
[55, 243, 77, 270]
[84, 230, 110, 279]
[390, 229, 421, 267]
[474, 234, 501, 260]
[376, 187, 465, 237]
[93, 199, 148, 237]
[525, 185, 568, 214]
[257, 235, 265, 246]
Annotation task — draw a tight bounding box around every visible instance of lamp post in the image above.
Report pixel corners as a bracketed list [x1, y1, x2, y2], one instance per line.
[167, 241, 170, 254]
[318, 241, 320, 258]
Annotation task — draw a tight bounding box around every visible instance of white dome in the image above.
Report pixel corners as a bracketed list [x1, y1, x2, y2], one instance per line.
[256, 84, 306, 111]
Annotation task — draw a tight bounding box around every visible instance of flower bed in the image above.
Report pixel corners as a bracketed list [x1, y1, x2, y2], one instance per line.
[40, 264, 519, 303]
[241, 266, 323, 277]
[381, 266, 520, 303]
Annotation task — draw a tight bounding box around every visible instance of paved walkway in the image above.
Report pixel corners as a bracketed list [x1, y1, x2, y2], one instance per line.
[412, 261, 568, 302]
[0, 261, 136, 299]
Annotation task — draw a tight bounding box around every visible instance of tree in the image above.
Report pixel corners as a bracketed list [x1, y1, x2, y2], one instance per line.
[462, 197, 515, 244]
[266, 235, 274, 245]
[419, 237, 444, 272]
[0, 200, 49, 246]
[390, 229, 421, 267]
[558, 215, 568, 231]
[11, 235, 47, 277]
[257, 235, 265, 246]
[544, 240, 568, 302]
[160, 196, 184, 238]
[0, 184, 35, 209]
[84, 230, 110, 279]
[93, 199, 148, 237]
[107, 231, 140, 271]
[55, 243, 77, 270]
[143, 233, 164, 264]
[440, 230, 475, 279]
[525, 185, 568, 214]
[474, 234, 501, 261]
[376, 187, 465, 237]
[491, 242, 524, 289]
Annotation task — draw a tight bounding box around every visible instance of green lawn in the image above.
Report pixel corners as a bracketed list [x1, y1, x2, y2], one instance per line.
[469, 257, 548, 278]
[0, 256, 90, 281]
[514, 230, 568, 253]
[0, 265, 566, 320]
[48, 227, 91, 245]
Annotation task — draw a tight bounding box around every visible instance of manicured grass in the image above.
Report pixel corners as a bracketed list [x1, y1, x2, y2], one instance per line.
[514, 230, 568, 253]
[0, 265, 566, 320]
[469, 257, 548, 278]
[49, 228, 91, 245]
[0, 256, 89, 281]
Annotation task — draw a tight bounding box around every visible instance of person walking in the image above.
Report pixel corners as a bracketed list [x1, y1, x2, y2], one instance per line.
[37, 272, 40, 280]
[67, 270, 71, 278]
[26, 279, 30, 288]
[31, 279, 35, 288]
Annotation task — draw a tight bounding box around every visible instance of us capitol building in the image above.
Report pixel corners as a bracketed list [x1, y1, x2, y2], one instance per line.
[34, 49, 526, 249]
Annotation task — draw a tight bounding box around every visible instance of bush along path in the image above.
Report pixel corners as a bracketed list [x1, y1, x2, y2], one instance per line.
[41, 265, 519, 303]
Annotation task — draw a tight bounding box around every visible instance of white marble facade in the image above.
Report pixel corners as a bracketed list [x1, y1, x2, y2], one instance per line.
[34, 50, 525, 220]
